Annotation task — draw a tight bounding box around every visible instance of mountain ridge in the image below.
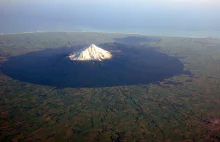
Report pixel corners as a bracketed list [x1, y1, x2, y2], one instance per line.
[68, 44, 112, 61]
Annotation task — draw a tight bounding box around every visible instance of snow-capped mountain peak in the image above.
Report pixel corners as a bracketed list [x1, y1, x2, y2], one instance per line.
[68, 44, 112, 61]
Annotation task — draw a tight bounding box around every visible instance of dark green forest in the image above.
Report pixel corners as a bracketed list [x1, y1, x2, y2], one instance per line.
[0, 32, 220, 141]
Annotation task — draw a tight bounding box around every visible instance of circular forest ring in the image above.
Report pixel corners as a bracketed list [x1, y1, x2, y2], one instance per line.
[1, 43, 184, 88]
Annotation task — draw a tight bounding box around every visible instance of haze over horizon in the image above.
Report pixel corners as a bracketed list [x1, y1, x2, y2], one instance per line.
[1, 0, 220, 37]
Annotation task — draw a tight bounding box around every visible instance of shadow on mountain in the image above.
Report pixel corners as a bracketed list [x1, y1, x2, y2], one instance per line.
[1, 42, 184, 88]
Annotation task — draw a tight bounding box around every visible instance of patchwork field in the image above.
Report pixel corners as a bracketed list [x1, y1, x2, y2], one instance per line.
[0, 32, 220, 141]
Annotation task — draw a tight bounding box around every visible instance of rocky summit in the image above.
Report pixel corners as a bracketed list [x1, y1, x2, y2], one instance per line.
[68, 44, 112, 61]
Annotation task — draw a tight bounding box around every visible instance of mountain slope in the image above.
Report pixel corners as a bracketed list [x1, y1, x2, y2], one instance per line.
[68, 44, 112, 61]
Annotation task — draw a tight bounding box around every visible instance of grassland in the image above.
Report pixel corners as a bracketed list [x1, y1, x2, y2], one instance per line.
[0, 32, 220, 141]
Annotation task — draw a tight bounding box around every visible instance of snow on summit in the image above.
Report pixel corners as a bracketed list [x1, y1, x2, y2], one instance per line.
[68, 44, 112, 61]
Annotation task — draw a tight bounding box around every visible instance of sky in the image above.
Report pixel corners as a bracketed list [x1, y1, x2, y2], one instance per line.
[1, 0, 220, 34]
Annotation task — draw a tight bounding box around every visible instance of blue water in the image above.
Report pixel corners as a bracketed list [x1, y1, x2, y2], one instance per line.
[0, 22, 220, 38]
[1, 27, 220, 38]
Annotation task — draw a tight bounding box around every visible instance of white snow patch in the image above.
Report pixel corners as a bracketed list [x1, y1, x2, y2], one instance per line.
[68, 44, 112, 61]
